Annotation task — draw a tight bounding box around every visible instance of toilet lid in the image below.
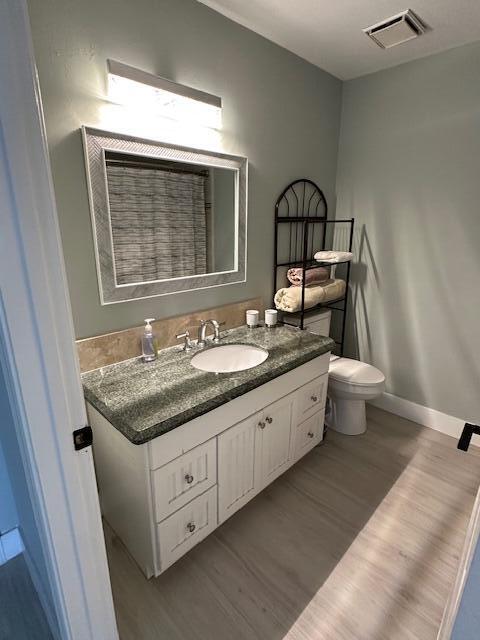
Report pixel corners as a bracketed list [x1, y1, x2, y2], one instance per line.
[329, 357, 385, 386]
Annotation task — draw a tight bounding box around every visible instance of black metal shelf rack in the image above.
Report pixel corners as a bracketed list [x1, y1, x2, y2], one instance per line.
[273, 179, 354, 357]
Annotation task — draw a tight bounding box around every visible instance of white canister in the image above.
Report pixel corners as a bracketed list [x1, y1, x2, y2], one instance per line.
[246, 309, 259, 327]
[265, 309, 278, 327]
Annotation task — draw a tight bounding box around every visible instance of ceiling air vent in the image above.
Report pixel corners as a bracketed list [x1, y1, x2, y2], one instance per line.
[364, 9, 426, 49]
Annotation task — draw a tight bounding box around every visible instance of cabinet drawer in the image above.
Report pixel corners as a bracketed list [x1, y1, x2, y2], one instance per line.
[157, 486, 217, 572]
[152, 439, 216, 521]
[293, 408, 325, 462]
[296, 374, 328, 418]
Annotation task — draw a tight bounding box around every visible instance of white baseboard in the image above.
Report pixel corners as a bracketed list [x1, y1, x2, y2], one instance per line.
[369, 392, 480, 448]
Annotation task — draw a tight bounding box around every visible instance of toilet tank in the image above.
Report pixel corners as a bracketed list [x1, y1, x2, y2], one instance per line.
[303, 309, 332, 337]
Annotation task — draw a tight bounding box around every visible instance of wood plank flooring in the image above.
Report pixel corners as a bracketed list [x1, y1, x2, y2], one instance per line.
[104, 406, 480, 640]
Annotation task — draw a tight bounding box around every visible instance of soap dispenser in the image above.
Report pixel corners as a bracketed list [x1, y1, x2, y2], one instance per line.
[142, 318, 157, 362]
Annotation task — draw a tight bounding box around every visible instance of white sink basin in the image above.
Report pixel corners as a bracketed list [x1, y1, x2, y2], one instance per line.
[190, 343, 268, 373]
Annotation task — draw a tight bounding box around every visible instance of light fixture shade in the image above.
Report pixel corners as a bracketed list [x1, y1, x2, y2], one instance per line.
[107, 59, 222, 129]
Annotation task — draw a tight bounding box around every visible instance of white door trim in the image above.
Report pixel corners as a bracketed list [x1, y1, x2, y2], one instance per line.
[437, 485, 480, 639]
[0, 1, 118, 638]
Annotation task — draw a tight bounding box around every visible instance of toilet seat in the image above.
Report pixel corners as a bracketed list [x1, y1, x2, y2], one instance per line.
[329, 357, 385, 387]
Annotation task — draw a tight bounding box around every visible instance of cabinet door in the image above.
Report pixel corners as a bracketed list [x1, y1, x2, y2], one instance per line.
[257, 395, 294, 490]
[218, 414, 260, 523]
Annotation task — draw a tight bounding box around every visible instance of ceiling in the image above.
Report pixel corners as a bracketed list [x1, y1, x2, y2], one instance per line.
[196, 0, 480, 80]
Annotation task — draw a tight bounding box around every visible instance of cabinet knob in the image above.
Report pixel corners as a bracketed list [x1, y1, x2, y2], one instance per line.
[258, 421, 266, 429]
[186, 522, 196, 533]
[311, 395, 318, 402]
[307, 431, 314, 438]
[185, 473, 194, 484]
[265, 416, 273, 424]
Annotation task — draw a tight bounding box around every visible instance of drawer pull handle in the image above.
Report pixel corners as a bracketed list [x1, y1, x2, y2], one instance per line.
[307, 431, 315, 438]
[311, 395, 318, 402]
[265, 416, 273, 424]
[185, 473, 194, 484]
[186, 522, 196, 533]
[258, 421, 266, 429]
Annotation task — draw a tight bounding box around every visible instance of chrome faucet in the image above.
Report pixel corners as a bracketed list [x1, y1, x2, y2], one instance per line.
[197, 319, 223, 348]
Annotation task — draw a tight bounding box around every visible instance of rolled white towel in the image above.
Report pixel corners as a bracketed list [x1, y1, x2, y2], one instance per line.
[314, 250, 353, 264]
[274, 279, 346, 313]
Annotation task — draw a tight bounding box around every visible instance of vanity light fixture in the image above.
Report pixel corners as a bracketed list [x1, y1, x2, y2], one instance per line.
[107, 59, 222, 129]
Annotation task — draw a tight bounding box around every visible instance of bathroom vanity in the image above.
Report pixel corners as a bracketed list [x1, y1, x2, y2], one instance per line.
[83, 326, 334, 578]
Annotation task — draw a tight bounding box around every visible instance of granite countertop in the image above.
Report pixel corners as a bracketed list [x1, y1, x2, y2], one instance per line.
[82, 325, 335, 445]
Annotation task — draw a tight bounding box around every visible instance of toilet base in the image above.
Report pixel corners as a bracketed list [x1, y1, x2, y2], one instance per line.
[325, 395, 367, 436]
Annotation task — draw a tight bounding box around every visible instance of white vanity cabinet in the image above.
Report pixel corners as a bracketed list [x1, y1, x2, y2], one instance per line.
[87, 352, 330, 578]
[217, 394, 295, 523]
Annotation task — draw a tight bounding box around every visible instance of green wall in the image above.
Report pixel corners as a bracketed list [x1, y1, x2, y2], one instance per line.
[0, 440, 17, 534]
[27, 0, 342, 339]
[0, 364, 59, 636]
[336, 42, 480, 422]
[28, 0, 480, 423]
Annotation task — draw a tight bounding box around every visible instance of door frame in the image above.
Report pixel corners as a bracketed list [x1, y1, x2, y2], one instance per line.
[0, 1, 118, 638]
[437, 484, 480, 639]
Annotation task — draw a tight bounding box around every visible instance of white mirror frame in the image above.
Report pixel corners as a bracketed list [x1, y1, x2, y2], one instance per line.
[82, 126, 247, 304]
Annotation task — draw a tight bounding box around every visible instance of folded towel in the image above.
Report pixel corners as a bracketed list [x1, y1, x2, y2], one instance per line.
[274, 279, 346, 313]
[314, 250, 353, 264]
[287, 266, 330, 287]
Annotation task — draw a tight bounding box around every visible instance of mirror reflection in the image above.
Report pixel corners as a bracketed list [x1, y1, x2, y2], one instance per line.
[104, 151, 236, 285]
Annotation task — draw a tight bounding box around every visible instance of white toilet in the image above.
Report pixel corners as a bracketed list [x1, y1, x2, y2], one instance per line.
[301, 310, 385, 435]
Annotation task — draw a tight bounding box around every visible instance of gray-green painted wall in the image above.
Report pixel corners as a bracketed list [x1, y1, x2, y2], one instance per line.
[0, 365, 59, 635]
[0, 440, 17, 534]
[27, 0, 342, 339]
[336, 42, 480, 422]
[27, 0, 480, 422]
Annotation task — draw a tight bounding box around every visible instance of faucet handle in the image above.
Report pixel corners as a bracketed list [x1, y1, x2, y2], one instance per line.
[176, 329, 192, 351]
[213, 321, 226, 343]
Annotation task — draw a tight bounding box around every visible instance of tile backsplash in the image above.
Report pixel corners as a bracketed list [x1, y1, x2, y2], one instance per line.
[76, 297, 265, 373]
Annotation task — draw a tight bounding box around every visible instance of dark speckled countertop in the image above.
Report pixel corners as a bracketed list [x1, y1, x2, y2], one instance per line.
[82, 325, 334, 445]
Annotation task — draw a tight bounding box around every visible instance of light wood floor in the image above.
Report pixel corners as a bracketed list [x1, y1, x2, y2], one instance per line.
[105, 406, 480, 640]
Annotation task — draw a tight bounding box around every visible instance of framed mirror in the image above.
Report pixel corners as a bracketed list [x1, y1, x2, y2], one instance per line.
[82, 127, 247, 304]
